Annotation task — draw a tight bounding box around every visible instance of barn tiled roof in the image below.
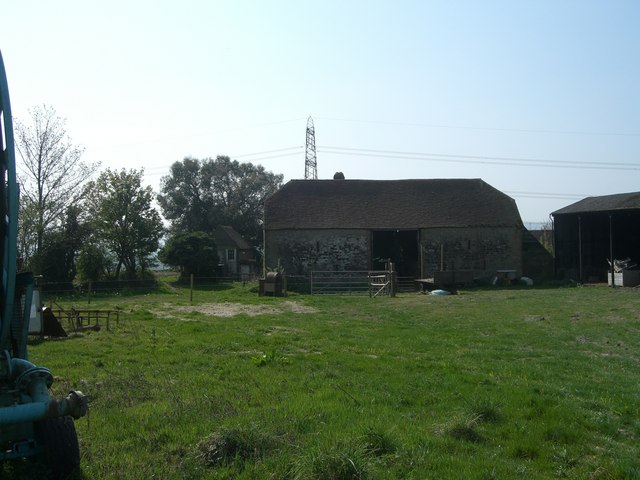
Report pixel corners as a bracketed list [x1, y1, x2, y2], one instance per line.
[214, 225, 251, 250]
[552, 192, 640, 216]
[265, 179, 523, 230]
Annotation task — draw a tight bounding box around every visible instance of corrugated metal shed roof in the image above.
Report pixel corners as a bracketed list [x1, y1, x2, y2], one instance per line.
[265, 179, 523, 230]
[552, 192, 640, 215]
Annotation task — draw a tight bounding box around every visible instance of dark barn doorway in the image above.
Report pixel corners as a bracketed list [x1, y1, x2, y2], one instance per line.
[371, 230, 419, 277]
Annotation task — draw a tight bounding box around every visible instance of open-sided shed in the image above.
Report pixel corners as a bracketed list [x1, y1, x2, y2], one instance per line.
[552, 192, 640, 282]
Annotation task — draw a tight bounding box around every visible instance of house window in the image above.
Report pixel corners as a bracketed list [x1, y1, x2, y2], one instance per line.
[227, 249, 236, 261]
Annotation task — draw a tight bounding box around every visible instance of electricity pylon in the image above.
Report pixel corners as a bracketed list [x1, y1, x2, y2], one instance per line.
[304, 116, 317, 179]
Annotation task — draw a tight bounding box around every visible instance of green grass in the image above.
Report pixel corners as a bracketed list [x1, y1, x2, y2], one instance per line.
[2, 282, 640, 479]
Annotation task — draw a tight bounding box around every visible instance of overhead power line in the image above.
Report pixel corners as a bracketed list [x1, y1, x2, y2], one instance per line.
[316, 116, 640, 137]
[317, 145, 640, 171]
[142, 148, 303, 176]
[233, 146, 303, 159]
[241, 150, 303, 163]
[505, 191, 587, 200]
[139, 142, 623, 202]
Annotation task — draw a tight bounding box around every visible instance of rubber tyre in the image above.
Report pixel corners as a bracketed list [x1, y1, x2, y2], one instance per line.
[36, 416, 81, 479]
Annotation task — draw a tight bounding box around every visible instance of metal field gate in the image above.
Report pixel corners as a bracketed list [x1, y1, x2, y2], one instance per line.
[310, 271, 371, 295]
[310, 271, 417, 295]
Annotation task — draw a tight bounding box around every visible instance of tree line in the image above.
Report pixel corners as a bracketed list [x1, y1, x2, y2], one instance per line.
[16, 105, 283, 284]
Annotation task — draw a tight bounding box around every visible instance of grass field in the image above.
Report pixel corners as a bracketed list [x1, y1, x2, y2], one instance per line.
[1, 281, 639, 479]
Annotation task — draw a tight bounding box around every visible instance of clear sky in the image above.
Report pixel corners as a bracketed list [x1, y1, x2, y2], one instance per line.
[2, 1, 638, 225]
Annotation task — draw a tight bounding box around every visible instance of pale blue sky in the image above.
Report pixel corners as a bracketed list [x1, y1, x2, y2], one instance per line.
[2, 1, 638, 224]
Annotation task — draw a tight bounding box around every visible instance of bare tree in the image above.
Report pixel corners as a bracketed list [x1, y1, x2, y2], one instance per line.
[539, 219, 554, 255]
[14, 105, 98, 266]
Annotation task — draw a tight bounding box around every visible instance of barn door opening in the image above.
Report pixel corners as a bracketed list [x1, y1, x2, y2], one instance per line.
[371, 230, 419, 277]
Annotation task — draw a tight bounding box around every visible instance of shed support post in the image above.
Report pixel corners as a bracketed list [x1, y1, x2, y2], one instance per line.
[419, 231, 424, 279]
[578, 216, 583, 283]
[609, 214, 615, 288]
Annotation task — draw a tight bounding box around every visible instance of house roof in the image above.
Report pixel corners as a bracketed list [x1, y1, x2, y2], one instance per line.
[552, 191, 640, 216]
[214, 225, 251, 250]
[265, 179, 523, 230]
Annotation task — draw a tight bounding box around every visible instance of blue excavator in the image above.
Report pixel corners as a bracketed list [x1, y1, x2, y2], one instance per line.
[0, 50, 88, 477]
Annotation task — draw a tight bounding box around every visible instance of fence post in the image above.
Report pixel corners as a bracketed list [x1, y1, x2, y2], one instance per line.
[190, 274, 194, 303]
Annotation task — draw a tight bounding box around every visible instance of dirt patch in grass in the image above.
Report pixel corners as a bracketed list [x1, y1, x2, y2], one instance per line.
[159, 301, 318, 319]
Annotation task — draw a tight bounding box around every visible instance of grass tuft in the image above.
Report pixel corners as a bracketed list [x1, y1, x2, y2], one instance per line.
[252, 348, 288, 367]
[360, 427, 397, 456]
[544, 426, 577, 444]
[510, 444, 540, 460]
[437, 415, 484, 443]
[195, 424, 278, 467]
[464, 397, 502, 424]
[448, 422, 483, 443]
[551, 446, 579, 477]
[294, 440, 369, 480]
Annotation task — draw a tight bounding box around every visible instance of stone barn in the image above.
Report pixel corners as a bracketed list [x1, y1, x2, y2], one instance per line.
[552, 191, 640, 282]
[264, 178, 551, 282]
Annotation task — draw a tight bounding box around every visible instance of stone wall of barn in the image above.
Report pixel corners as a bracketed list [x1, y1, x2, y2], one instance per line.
[264, 229, 370, 275]
[419, 226, 523, 279]
[265, 226, 524, 280]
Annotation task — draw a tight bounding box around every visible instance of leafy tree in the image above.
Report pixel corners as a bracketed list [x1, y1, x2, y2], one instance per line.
[29, 205, 86, 283]
[158, 231, 219, 278]
[76, 242, 112, 282]
[84, 169, 164, 278]
[15, 105, 98, 264]
[33, 233, 72, 284]
[157, 156, 283, 243]
[157, 158, 208, 232]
